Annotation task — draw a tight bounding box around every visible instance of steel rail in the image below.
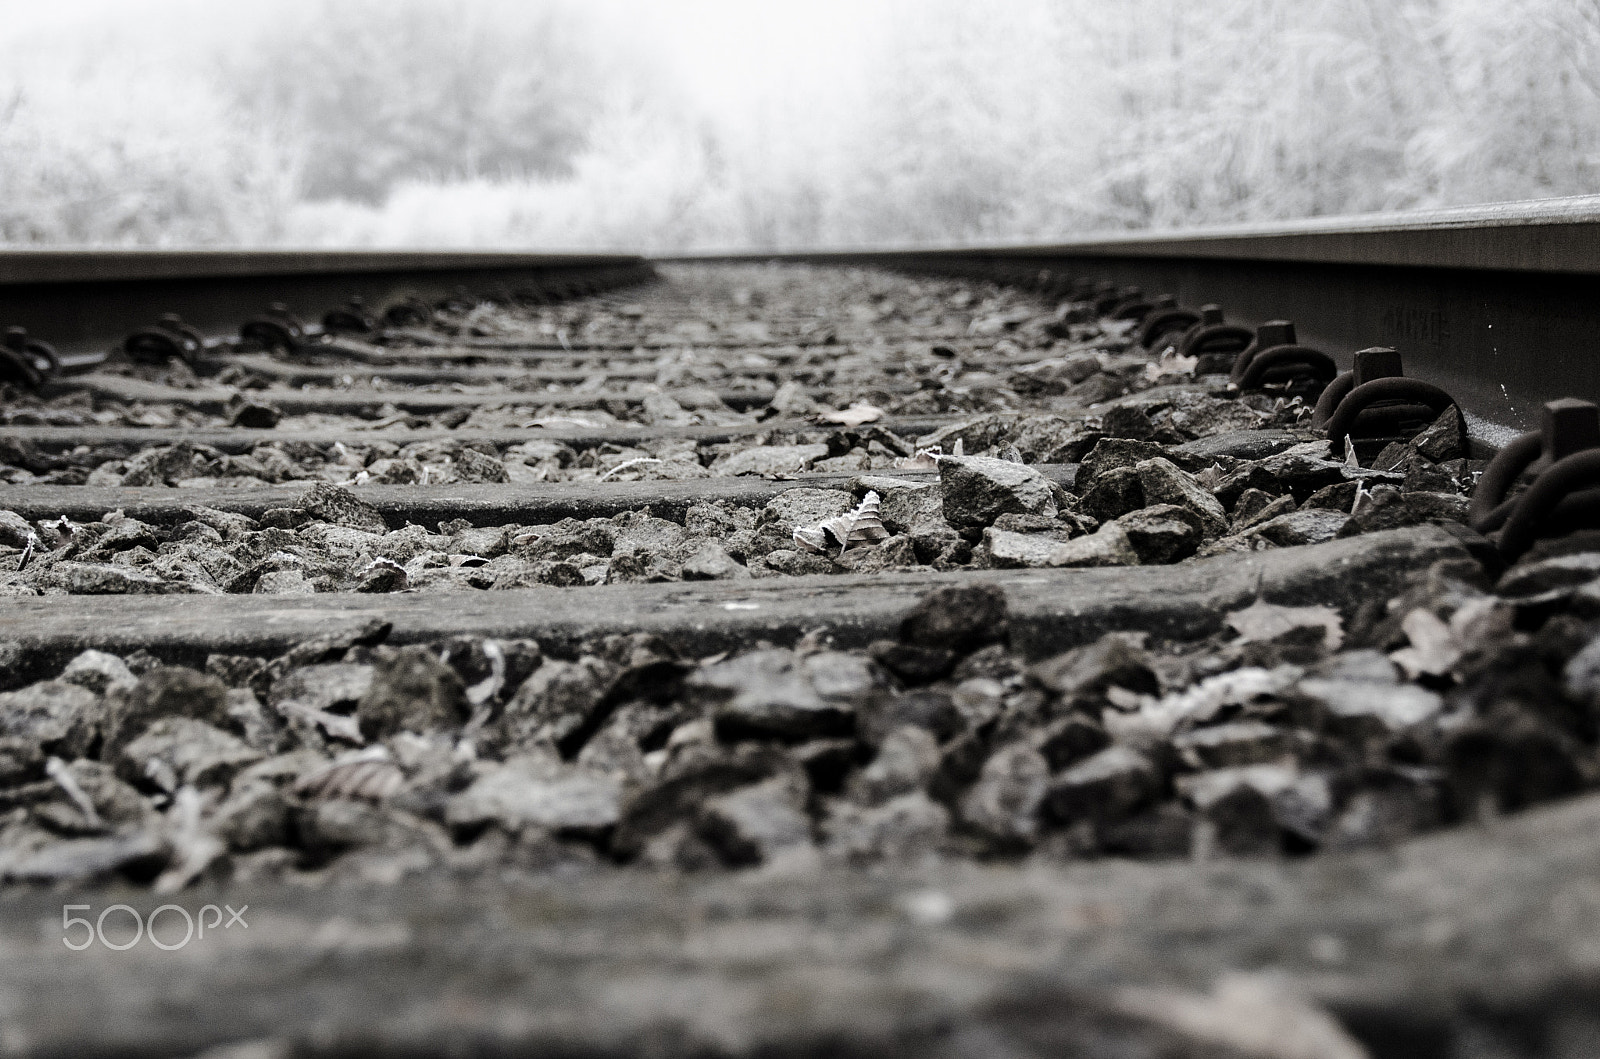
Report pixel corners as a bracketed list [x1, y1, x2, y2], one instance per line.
[0, 248, 653, 360]
[663, 195, 1600, 435]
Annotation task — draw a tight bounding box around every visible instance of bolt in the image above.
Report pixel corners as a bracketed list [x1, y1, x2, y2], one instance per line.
[1255, 320, 1297, 348]
[1541, 398, 1600, 462]
[1352, 347, 1403, 386]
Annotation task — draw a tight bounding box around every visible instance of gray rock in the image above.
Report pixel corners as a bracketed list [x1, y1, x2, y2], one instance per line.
[857, 687, 964, 742]
[1303, 481, 1359, 511]
[270, 663, 374, 714]
[0, 736, 43, 785]
[1192, 779, 1282, 856]
[180, 505, 258, 540]
[0, 680, 101, 758]
[938, 455, 1058, 529]
[446, 756, 622, 834]
[1177, 429, 1312, 463]
[1078, 465, 1145, 522]
[959, 742, 1050, 846]
[802, 651, 884, 701]
[1115, 504, 1202, 563]
[1077, 438, 1176, 489]
[756, 488, 854, 538]
[847, 725, 940, 804]
[1135, 458, 1227, 536]
[1259, 442, 1348, 498]
[0, 509, 34, 548]
[1248, 509, 1350, 547]
[898, 582, 1009, 653]
[1411, 404, 1467, 461]
[296, 798, 448, 859]
[823, 791, 949, 865]
[213, 783, 293, 851]
[356, 561, 408, 593]
[120, 717, 263, 793]
[1034, 715, 1111, 771]
[225, 687, 285, 753]
[513, 518, 616, 562]
[46, 562, 168, 595]
[298, 482, 388, 534]
[455, 448, 509, 483]
[697, 775, 813, 866]
[1294, 678, 1442, 736]
[1339, 489, 1470, 536]
[357, 646, 468, 737]
[254, 569, 314, 595]
[103, 667, 230, 757]
[1044, 746, 1160, 825]
[690, 650, 854, 740]
[1042, 522, 1141, 567]
[1498, 551, 1600, 599]
[58, 652, 137, 700]
[76, 519, 158, 561]
[717, 444, 830, 476]
[0, 831, 167, 885]
[1231, 491, 1296, 534]
[502, 656, 615, 747]
[55, 759, 159, 829]
[980, 527, 1071, 568]
[681, 541, 750, 580]
[759, 549, 839, 576]
[990, 512, 1086, 539]
[1032, 633, 1159, 706]
[851, 476, 945, 534]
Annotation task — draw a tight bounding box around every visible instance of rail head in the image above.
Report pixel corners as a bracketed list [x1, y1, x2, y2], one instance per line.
[0, 249, 649, 286]
[661, 194, 1600, 275]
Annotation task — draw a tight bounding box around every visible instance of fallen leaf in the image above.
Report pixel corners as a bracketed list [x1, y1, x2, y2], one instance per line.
[817, 402, 884, 426]
[794, 491, 889, 556]
[1227, 600, 1344, 651]
[1389, 599, 1511, 679]
[893, 445, 941, 471]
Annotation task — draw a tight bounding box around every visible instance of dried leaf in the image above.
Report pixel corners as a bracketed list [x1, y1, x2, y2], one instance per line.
[1115, 666, 1303, 737]
[1389, 600, 1510, 679]
[464, 639, 507, 706]
[294, 757, 404, 803]
[1389, 608, 1459, 678]
[817, 402, 884, 426]
[1194, 463, 1224, 491]
[278, 700, 364, 744]
[793, 491, 889, 557]
[1142, 351, 1199, 381]
[1226, 600, 1344, 651]
[893, 445, 941, 471]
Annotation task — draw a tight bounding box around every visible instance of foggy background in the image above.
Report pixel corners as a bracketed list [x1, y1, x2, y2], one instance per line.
[2, 0, 1598, 251]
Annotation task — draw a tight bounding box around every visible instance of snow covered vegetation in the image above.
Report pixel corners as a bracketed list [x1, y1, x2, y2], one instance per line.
[3, 0, 1599, 249]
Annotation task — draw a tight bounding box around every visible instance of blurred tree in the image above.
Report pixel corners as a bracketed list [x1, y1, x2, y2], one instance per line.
[229, 0, 602, 203]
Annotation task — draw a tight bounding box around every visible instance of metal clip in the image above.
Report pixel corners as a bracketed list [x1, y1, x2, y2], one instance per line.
[1311, 347, 1465, 460]
[122, 314, 209, 365]
[322, 296, 378, 336]
[1139, 301, 1202, 352]
[0, 327, 60, 389]
[1470, 399, 1600, 559]
[240, 302, 308, 352]
[1175, 305, 1254, 370]
[1228, 319, 1337, 396]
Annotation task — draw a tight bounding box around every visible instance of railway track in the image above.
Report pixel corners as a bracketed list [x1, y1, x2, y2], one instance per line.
[3, 206, 1600, 1057]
